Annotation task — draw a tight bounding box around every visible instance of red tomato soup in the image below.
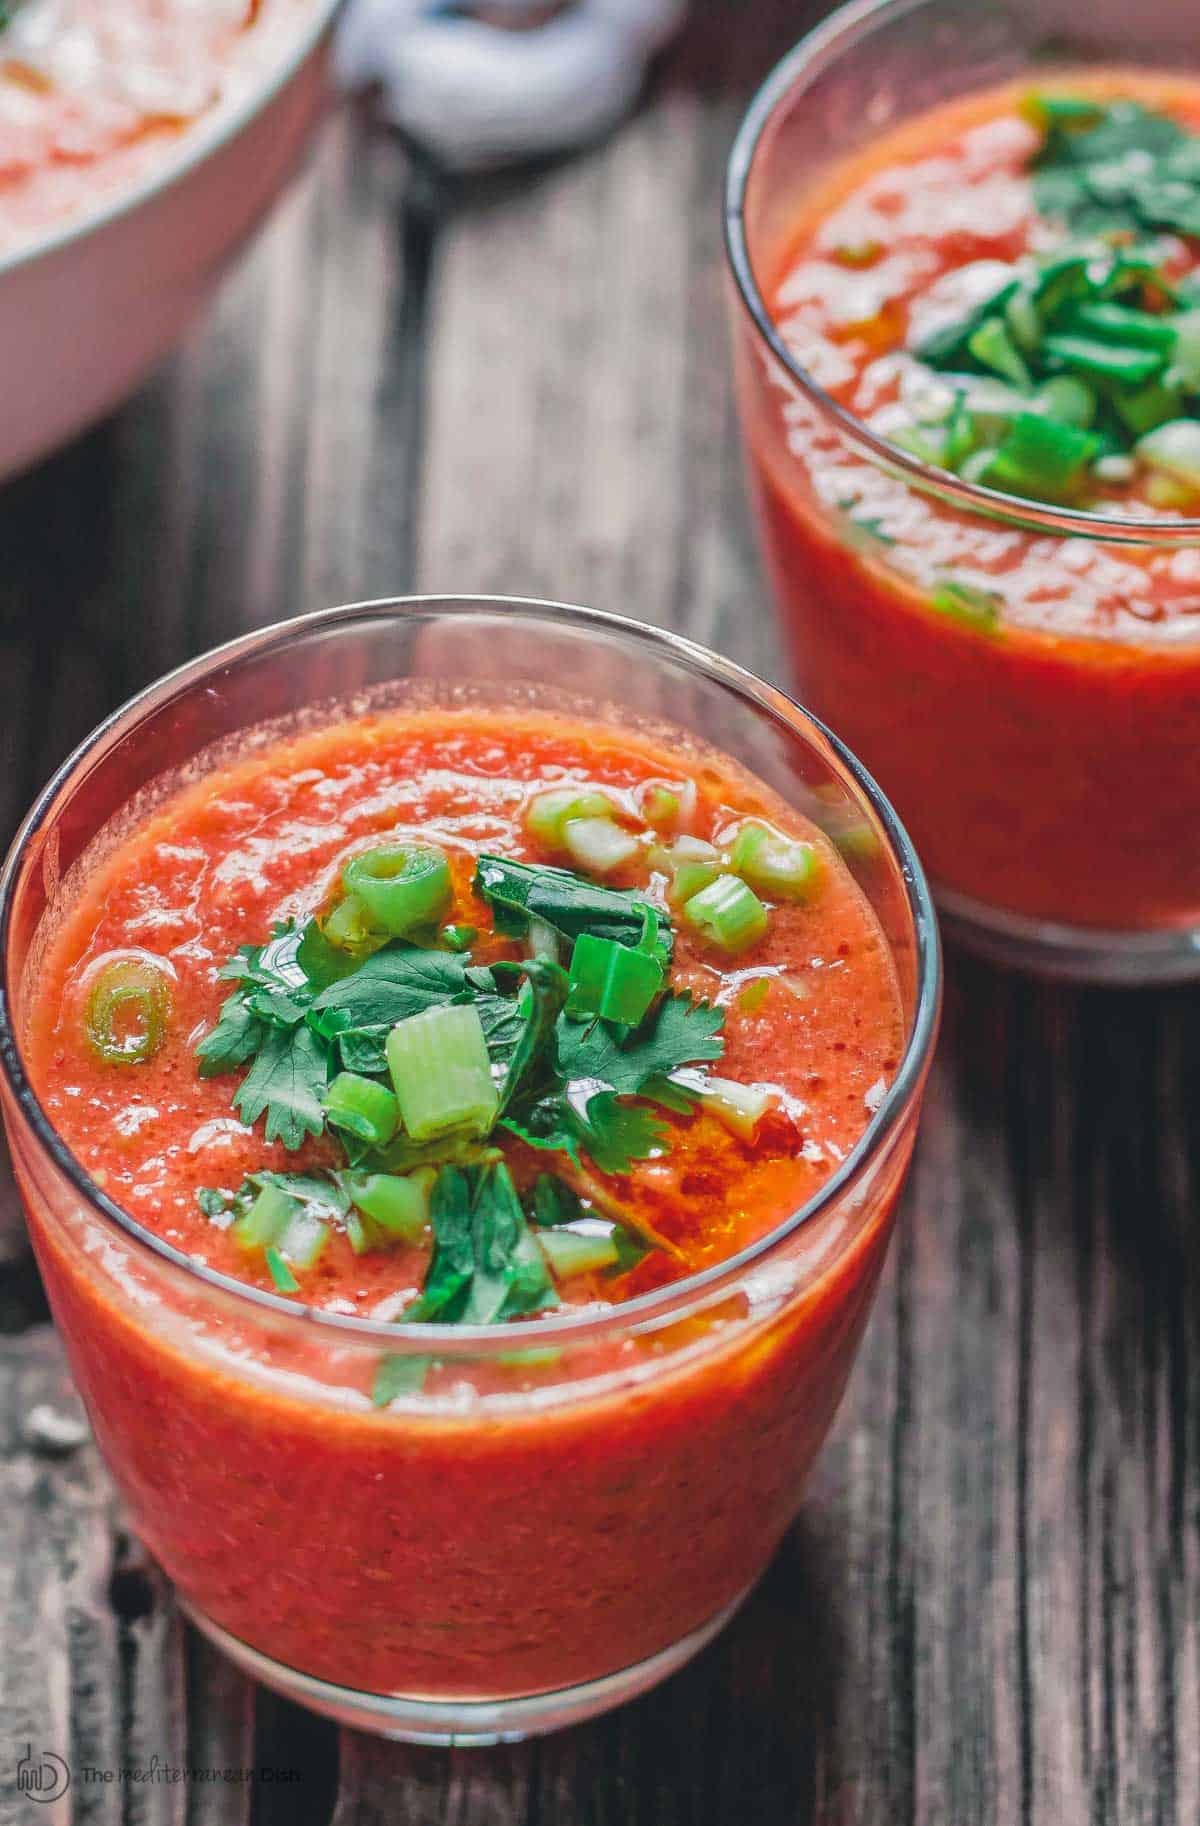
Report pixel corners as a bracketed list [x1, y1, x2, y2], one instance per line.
[16, 704, 917, 1700]
[734, 71, 1200, 933]
[0, 0, 306, 254]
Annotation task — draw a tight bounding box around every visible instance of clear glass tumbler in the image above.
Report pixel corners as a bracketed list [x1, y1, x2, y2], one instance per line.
[0, 597, 939, 1743]
[726, 0, 1200, 983]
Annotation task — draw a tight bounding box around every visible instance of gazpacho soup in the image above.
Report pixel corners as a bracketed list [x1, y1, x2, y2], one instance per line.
[0, 0, 307, 255]
[10, 680, 924, 1712]
[733, 59, 1200, 953]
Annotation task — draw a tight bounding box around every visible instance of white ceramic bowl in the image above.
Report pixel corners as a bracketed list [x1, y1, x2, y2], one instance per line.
[0, 0, 340, 481]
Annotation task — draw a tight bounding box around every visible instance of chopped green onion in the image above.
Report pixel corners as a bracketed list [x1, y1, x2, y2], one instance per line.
[1032, 255, 1092, 321]
[342, 845, 452, 938]
[324, 1072, 399, 1148]
[265, 1246, 300, 1294]
[1094, 454, 1137, 484]
[1020, 93, 1105, 131]
[372, 1353, 431, 1405]
[981, 411, 1100, 504]
[1062, 300, 1179, 351]
[641, 785, 681, 829]
[346, 1169, 434, 1244]
[1136, 419, 1200, 496]
[651, 835, 722, 904]
[1145, 472, 1198, 509]
[1169, 310, 1200, 388]
[737, 977, 771, 1016]
[959, 446, 1001, 486]
[563, 816, 640, 876]
[525, 788, 615, 848]
[929, 578, 1002, 633]
[1004, 287, 1042, 354]
[915, 278, 1018, 366]
[683, 876, 768, 953]
[1035, 375, 1095, 427]
[386, 1002, 499, 1142]
[537, 1224, 621, 1279]
[566, 931, 663, 1026]
[322, 893, 386, 955]
[832, 239, 883, 268]
[232, 1183, 293, 1252]
[277, 1207, 329, 1271]
[690, 1074, 774, 1141]
[85, 956, 172, 1065]
[1042, 332, 1165, 386]
[440, 923, 477, 953]
[967, 317, 1032, 389]
[1111, 379, 1182, 438]
[729, 821, 822, 903]
[526, 918, 561, 963]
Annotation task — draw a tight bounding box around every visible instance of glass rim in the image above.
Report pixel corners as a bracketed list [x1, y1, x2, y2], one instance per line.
[722, 0, 1200, 549]
[0, 594, 941, 1353]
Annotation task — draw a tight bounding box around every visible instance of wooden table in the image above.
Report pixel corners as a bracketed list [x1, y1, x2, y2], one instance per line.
[1, 6, 1197, 1821]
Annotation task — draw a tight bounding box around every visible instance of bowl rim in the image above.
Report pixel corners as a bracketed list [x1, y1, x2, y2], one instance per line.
[0, 594, 941, 1352]
[722, 0, 1200, 545]
[0, 0, 343, 283]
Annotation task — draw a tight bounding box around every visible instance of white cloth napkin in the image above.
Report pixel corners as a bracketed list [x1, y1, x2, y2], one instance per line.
[337, 0, 687, 171]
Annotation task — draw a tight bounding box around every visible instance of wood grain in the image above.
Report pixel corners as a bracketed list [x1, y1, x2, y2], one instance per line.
[0, 3, 1197, 1822]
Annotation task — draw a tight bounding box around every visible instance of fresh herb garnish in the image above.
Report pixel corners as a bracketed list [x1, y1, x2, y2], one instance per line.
[889, 96, 1200, 521]
[197, 847, 742, 1321]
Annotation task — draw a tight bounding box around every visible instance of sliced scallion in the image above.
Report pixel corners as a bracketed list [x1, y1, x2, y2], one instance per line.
[1136, 419, 1200, 496]
[690, 1073, 774, 1141]
[566, 931, 663, 1026]
[232, 1182, 293, 1252]
[265, 1246, 300, 1294]
[386, 1002, 499, 1142]
[1063, 299, 1179, 351]
[346, 1169, 434, 1244]
[1042, 332, 1165, 386]
[967, 317, 1032, 389]
[683, 875, 768, 953]
[85, 956, 173, 1066]
[729, 821, 822, 903]
[322, 893, 386, 955]
[563, 816, 640, 876]
[342, 844, 452, 938]
[929, 578, 1002, 633]
[651, 835, 722, 903]
[641, 785, 682, 829]
[982, 411, 1100, 504]
[324, 1072, 399, 1148]
[525, 788, 615, 849]
[537, 1223, 621, 1279]
[1035, 375, 1095, 428]
[277, 1207, 329, 1271]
